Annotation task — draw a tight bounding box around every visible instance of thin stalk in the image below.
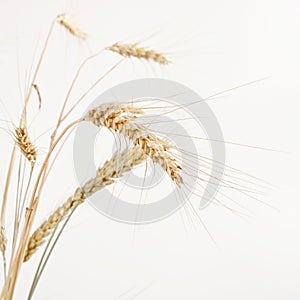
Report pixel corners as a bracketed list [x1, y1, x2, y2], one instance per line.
[21, 21, 55, 126]
[18, 168, 34, 232]
[0, 144, 17, 275]
[50, 50, 104, 147]
[44, 127, 76, 182]
[61, 59, 124, 123]
[27, 207, 78, 300]
[10, 167, 34, 272]
[11, 155, 24, 264]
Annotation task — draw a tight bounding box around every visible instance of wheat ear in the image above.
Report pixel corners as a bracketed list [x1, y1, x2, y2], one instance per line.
[56, 13, 88, 40]
[106, 42, 170, 65]
[84, 103, 183, 185]
[0, 226, 7, 265]
[15, 127, 37, 167]
[24, 146, 146, 262]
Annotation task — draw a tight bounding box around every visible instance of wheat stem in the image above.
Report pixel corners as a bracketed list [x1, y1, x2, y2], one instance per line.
[9, 166, 34, 275]
[27, 207, 77, 300]
[61, 59, 124, 123]
[0, 144, 17, 276]
[50, 50, 104, 149]
[21, 20, 55, 127]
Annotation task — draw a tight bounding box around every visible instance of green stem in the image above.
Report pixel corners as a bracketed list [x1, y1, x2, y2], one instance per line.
[27, 207, 78, 300]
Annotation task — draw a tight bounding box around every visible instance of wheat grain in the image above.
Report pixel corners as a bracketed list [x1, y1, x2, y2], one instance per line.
[106, 42, 170, 65]
[24, 146, 146, 261]
[85, 103, 183, 185]
[56, 13, 88, 40]
[15, 127, 37, 167]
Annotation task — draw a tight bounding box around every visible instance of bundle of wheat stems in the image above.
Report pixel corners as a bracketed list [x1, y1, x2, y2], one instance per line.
[0, 13, 183, 299]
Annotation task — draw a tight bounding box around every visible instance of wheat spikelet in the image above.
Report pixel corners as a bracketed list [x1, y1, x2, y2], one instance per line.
[24, 188, 85, 262]
[56, 13, 88, 40]
[15, 127, 37, 167]
[85, 103, 183, 185]
[24, 146, 146, 262]
[0, 226, 7, 263]
[106, 42, 170, 65]
[135, 134, 183, 185]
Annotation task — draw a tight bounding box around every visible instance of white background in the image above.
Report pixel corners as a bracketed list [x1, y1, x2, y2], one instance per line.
[0, 0, 299, 299]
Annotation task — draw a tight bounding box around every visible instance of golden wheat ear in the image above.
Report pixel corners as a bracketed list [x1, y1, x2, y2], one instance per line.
[106, 42, 170, 65]
[24, 188, 86, 262]
[85, 102, 183, 185]
[0, 226, 7, 263]
[24, 146, 146, 262]
[56, 13, 88, 40]
[15, 127, 37, 167]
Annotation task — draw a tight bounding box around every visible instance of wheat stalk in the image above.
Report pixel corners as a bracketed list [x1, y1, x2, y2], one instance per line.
[106, 42, 170, 65]
[84, 103, 183, 185]
[15, 127, 37, 167]
[24, 146, 146, 261]
[56, 13, 88, 40]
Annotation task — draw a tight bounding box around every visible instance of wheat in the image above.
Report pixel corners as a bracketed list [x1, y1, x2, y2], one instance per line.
[106, 42, 170, 65]
[85, 103, 183, 185]
[24, 146, 146, 262]
[15, 127, 37, 167]
[24, 188, 85, 262]
[135, 134, 183, 185]
[56, 13, 88, 40]
[0, 226, 7, 264]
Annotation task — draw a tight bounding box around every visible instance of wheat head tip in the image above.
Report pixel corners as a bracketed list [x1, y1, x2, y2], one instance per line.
[56, 13, 88, 40]
[15, 127, 37, 167]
